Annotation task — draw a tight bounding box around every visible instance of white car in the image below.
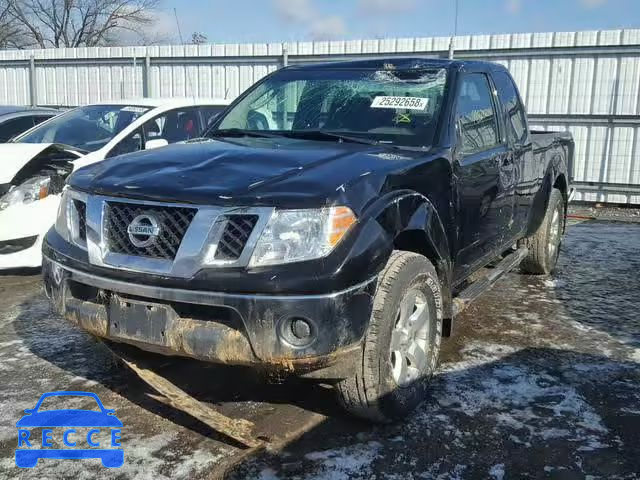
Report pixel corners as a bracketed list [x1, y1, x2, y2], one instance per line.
[0, 97, 230, 269]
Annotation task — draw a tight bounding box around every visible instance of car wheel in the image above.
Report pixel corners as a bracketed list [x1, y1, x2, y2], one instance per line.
[519, 188, 565, 275]
[335, 251, 443, 422]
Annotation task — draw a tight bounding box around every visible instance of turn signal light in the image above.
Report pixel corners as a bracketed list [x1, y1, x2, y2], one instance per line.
[328, 206, 356, 247]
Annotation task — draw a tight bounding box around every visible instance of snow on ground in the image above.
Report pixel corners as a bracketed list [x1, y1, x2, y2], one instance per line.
[0, 220, 638, 479]
[230, 221, 640, 479]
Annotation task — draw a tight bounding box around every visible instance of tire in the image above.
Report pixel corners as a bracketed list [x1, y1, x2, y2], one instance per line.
[519, 188, 565, 275]
[335, 251, 443, 422]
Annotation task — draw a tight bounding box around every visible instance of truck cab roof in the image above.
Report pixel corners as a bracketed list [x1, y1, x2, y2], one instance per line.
[284, 57, 507, 73]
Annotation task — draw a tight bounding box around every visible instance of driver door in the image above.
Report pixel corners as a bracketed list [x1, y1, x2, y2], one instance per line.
[454, 73, 512, 280]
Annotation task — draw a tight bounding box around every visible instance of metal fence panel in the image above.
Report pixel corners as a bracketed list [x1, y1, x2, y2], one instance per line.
[0, 28, 639, 204]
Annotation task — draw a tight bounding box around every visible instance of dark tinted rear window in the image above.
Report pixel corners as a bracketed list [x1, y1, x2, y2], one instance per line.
[0, 116, 35, 142]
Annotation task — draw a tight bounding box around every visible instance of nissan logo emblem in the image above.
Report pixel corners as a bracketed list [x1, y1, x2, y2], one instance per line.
[127, 214, 161, 248]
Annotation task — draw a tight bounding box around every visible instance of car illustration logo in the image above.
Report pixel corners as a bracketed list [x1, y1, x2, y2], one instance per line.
[15, 391, 123, 468]
[127, 214, 160, 248]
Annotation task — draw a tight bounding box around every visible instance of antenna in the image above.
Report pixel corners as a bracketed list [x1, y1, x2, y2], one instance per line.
[174, 8, 197, 101]
[448, 0, 460, 59]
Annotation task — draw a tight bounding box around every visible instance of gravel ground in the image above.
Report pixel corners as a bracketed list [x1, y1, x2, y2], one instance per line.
[1, 219, 639, 479]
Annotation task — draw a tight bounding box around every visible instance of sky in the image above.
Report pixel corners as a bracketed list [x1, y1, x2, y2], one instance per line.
[159, 0, 640, 44]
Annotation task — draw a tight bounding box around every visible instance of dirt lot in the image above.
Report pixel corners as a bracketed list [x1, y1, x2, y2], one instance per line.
[1, 219, 639, 479]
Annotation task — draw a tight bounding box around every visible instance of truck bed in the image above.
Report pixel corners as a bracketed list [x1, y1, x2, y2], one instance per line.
[531, 130, 574, 187]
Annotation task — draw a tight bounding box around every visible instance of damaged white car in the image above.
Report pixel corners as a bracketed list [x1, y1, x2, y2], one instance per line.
[0, 98, 230, 269]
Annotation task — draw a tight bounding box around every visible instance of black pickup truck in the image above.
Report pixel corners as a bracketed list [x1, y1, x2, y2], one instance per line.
[43, 58, 573, 421]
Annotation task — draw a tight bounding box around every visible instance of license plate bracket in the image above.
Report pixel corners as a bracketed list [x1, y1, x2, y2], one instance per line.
[108, 296, 174, 346]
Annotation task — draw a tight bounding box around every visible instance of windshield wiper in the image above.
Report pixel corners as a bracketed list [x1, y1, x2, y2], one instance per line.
[281, 130, 382, 146]
[206, 128, 282, 139]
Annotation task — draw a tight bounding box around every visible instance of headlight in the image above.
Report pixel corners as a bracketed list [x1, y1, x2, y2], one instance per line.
[54, 187, 72, 242]
[249, 206, 356, 267]
[0, 176, 50, 211]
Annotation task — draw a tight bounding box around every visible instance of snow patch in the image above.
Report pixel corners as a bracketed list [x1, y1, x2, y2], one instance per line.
[489, 463, 505, 480]
[303, 441, 382, 480]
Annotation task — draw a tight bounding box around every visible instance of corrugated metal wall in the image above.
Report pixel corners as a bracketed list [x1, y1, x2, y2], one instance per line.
[0, 29, 639, 203]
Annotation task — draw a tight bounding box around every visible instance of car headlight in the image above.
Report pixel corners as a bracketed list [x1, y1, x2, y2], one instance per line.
[0, 176, 50, 212]
[54, 187, 72, 242]
[249, 206, 356, 267]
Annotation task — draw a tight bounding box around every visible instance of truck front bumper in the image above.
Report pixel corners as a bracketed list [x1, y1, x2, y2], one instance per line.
[42, 255, 376, 378]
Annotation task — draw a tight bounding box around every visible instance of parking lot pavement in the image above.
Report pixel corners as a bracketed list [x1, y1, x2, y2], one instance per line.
[1, 219, 639, 479]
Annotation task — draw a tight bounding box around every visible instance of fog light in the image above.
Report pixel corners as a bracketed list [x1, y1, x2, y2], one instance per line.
[279, 316, 316, 348]
[291, 318, 311, 340]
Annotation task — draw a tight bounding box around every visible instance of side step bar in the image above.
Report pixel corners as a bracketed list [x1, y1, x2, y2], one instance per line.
[452, 247, 529, 317]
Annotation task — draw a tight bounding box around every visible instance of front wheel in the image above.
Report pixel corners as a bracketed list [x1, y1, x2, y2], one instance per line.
[335, 251, 443, 422]
[519, 187, 565, 275]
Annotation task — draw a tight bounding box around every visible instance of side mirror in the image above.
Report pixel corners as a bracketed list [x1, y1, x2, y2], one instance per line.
[145, 138, 169, 150]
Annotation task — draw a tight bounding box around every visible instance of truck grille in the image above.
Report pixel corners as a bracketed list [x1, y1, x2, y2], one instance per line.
[105, 202, 197, 260]
[214, 215, 259, 261]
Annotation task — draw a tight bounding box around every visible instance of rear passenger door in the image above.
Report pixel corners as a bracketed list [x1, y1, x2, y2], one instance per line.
[454, 73, 512, 279]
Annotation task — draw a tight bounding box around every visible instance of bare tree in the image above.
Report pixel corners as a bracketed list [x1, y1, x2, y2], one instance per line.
[5, 0, 162, 48]
[0, 0, 27, 47]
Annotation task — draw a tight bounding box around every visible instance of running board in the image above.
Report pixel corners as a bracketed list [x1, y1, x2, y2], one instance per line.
[452, 247, 529, 317]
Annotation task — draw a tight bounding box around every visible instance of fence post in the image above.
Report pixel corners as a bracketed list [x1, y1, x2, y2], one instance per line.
[282, 44, 288, 68]
[143, 53, 151, 98]
[29, 56, 37, 106]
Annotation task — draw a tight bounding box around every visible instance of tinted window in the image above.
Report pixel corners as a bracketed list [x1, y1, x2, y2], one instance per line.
[143, 108, 200, 143]
[201, 106, 227, 130]
[493, 72, 527, 144]
[0, 116, 35, 142]
[107, 128, 144, 158]
[456, 74, 499, 154]
[33, 115, 55, 126]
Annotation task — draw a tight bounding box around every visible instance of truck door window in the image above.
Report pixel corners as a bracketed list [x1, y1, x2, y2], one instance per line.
[144, 108, 200, 143]
[455, 74, 499, 155]
[493, 72, 527, 144]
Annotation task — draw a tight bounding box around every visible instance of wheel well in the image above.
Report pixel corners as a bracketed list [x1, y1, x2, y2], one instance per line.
[394, 230, 439, 268]
[554, 174, 568, 203]
[393, 230, 453, 337]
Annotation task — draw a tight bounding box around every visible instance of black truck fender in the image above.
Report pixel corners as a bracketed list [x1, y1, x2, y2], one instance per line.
[525, 152, 569, 238]
[362, 190, 454, 328]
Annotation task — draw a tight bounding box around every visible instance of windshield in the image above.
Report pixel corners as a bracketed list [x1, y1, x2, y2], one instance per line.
[15, 104, 152, 152]
[212, 67, 448, 148]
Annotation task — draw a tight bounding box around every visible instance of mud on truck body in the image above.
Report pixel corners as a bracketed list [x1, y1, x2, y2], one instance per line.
[43, 58, 573, 421]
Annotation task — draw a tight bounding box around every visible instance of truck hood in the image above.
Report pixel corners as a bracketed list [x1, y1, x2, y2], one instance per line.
[69, 137, 424, 208]
[0, 143, 84, 184]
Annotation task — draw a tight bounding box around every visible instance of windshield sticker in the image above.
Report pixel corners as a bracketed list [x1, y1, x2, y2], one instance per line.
[394, 112, 412, 124]
[121, 106, 148, 114]
[371, 96, 428, 111]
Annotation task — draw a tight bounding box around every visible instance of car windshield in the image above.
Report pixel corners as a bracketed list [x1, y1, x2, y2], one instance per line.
[15, 104, 152, 152]
[212, 67, 448, 148]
